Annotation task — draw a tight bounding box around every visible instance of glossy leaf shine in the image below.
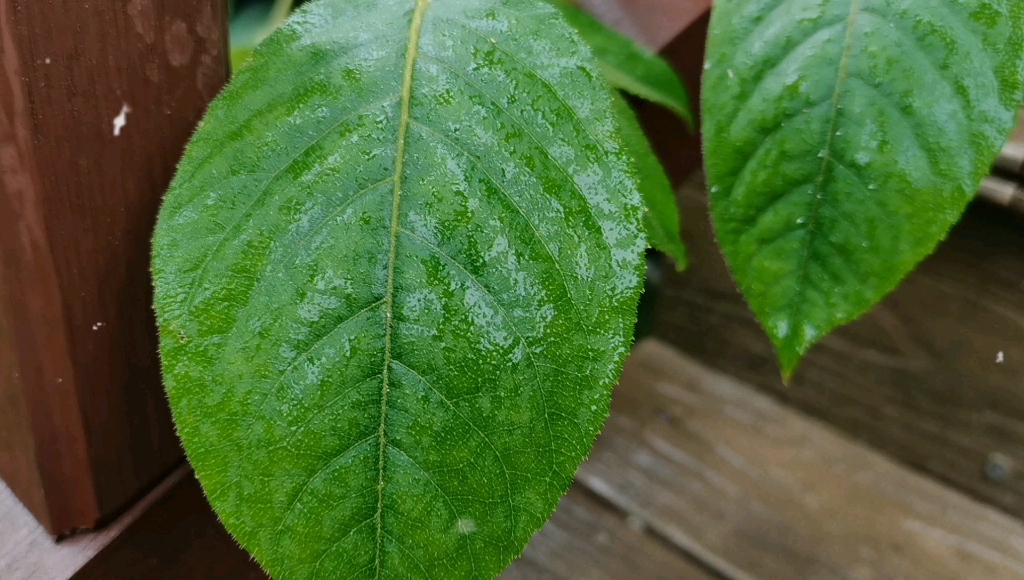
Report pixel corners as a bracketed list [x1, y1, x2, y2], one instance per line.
[152, 0, 645, 578]
[703, 0, 1024, 376]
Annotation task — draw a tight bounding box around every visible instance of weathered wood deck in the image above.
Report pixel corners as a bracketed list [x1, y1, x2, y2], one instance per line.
[7, 339, 1024, 579]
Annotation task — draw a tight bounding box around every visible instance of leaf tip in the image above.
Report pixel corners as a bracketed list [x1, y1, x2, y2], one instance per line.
[675, 106, 696, 134]
[776, 350, 801, 383]
[766, 321, 808, 384]
[663, 244, 687, 272]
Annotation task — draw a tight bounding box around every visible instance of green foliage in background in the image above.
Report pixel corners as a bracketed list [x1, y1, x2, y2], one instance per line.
[229, 0, 295, 70]
[611, 92, 688, 269]
[553, 2, 693, 129]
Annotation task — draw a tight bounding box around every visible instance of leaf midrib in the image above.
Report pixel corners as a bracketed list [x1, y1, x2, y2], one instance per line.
[376, 0, 430, 577]
[786, 0, 860, 360]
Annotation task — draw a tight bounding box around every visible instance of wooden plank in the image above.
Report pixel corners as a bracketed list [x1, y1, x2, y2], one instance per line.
[657, 172, 1024, 518]
[0, 258, 48, 527]
[62, 473, 714, 579]
[994, 141, 1024, 178]
[1, 465, 189, 580]
[0, 0, 229, 534]
[577, 340, 1024, 580]
[0, 0, 98, 532]
[501, 488, 718, 580]
[978, 175, 1024, 214]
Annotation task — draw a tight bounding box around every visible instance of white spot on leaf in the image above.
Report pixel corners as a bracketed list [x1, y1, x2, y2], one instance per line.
[455, 518, 476, 534]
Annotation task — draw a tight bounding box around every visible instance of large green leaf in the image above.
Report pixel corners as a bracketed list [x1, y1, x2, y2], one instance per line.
[702, 0, 1024, 377]
[152, 0, 645, 579]
[553, 2, 694, 128]
[610, 92, 687, 269]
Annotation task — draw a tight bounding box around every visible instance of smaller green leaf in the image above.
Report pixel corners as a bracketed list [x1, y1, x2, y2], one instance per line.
[702, 0, 1024, 378]
[554, 2, 694, 130]
[230, 47, 255, 72]
[229, 0, 295, 71]
[611, 91, 687, 270]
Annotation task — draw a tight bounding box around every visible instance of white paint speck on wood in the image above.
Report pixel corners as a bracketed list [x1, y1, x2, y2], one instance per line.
[112, 104, 130, 137]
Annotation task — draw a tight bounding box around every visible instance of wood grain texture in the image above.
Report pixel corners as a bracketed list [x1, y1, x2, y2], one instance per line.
[0, 258, 48, 527]
[0, 0, 98, 532]
[501, 488, 718, 580]
[1, 465, 189, 580]
[0, 0, 229, 533]
[18, 341, 1024, 579]
[995, 144, 1024, 181]
[978, 175, 1024, 215]
[577, 340, 1024, 580]
[656, 173, 1024, 519]
[67, 475, 715, 580]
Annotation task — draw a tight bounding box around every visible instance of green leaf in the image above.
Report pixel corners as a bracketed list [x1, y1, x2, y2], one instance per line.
[152, 0, 646, 579]
[230, 46, 256, 71]
[553, 2, 694, 129]
[230, 0, 295, 71]
[702, 0, 1024, 377]
[610, 91, 687, 269]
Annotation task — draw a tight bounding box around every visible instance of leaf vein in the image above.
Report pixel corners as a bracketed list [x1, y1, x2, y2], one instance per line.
[180, 93, 401, 316]
[382, 531, 434, 580]
[386, 445, 470, 577]
[236, 299, 385, 452]
[390, 359, 517, 541]
[447, 17, 611, 159]
[727, 19, 849, 136]
[417, 51, 611, 257]
[397, 227, 559, 475]
[406, 118, 588, 345]
[788, 0, 861, 340]
[376, 1, 429, 577]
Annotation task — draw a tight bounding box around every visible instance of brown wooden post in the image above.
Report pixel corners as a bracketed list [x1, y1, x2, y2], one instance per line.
[0, 0, 229, 535]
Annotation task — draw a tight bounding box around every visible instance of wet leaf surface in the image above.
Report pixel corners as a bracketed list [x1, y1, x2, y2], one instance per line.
[152, 1, 645, 578]
[703, 0, 1024, 376]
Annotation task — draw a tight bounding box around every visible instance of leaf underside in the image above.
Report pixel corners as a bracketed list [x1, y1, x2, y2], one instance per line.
[152, 1, 645, 579]
[702, 0, 1024, 376]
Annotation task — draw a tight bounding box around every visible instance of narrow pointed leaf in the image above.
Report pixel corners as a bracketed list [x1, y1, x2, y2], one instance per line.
[152, 1, 646, 579]
[553, 2, 694, 129]
[610, 91, 687, 269]
[702, 0, 1024, 376]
